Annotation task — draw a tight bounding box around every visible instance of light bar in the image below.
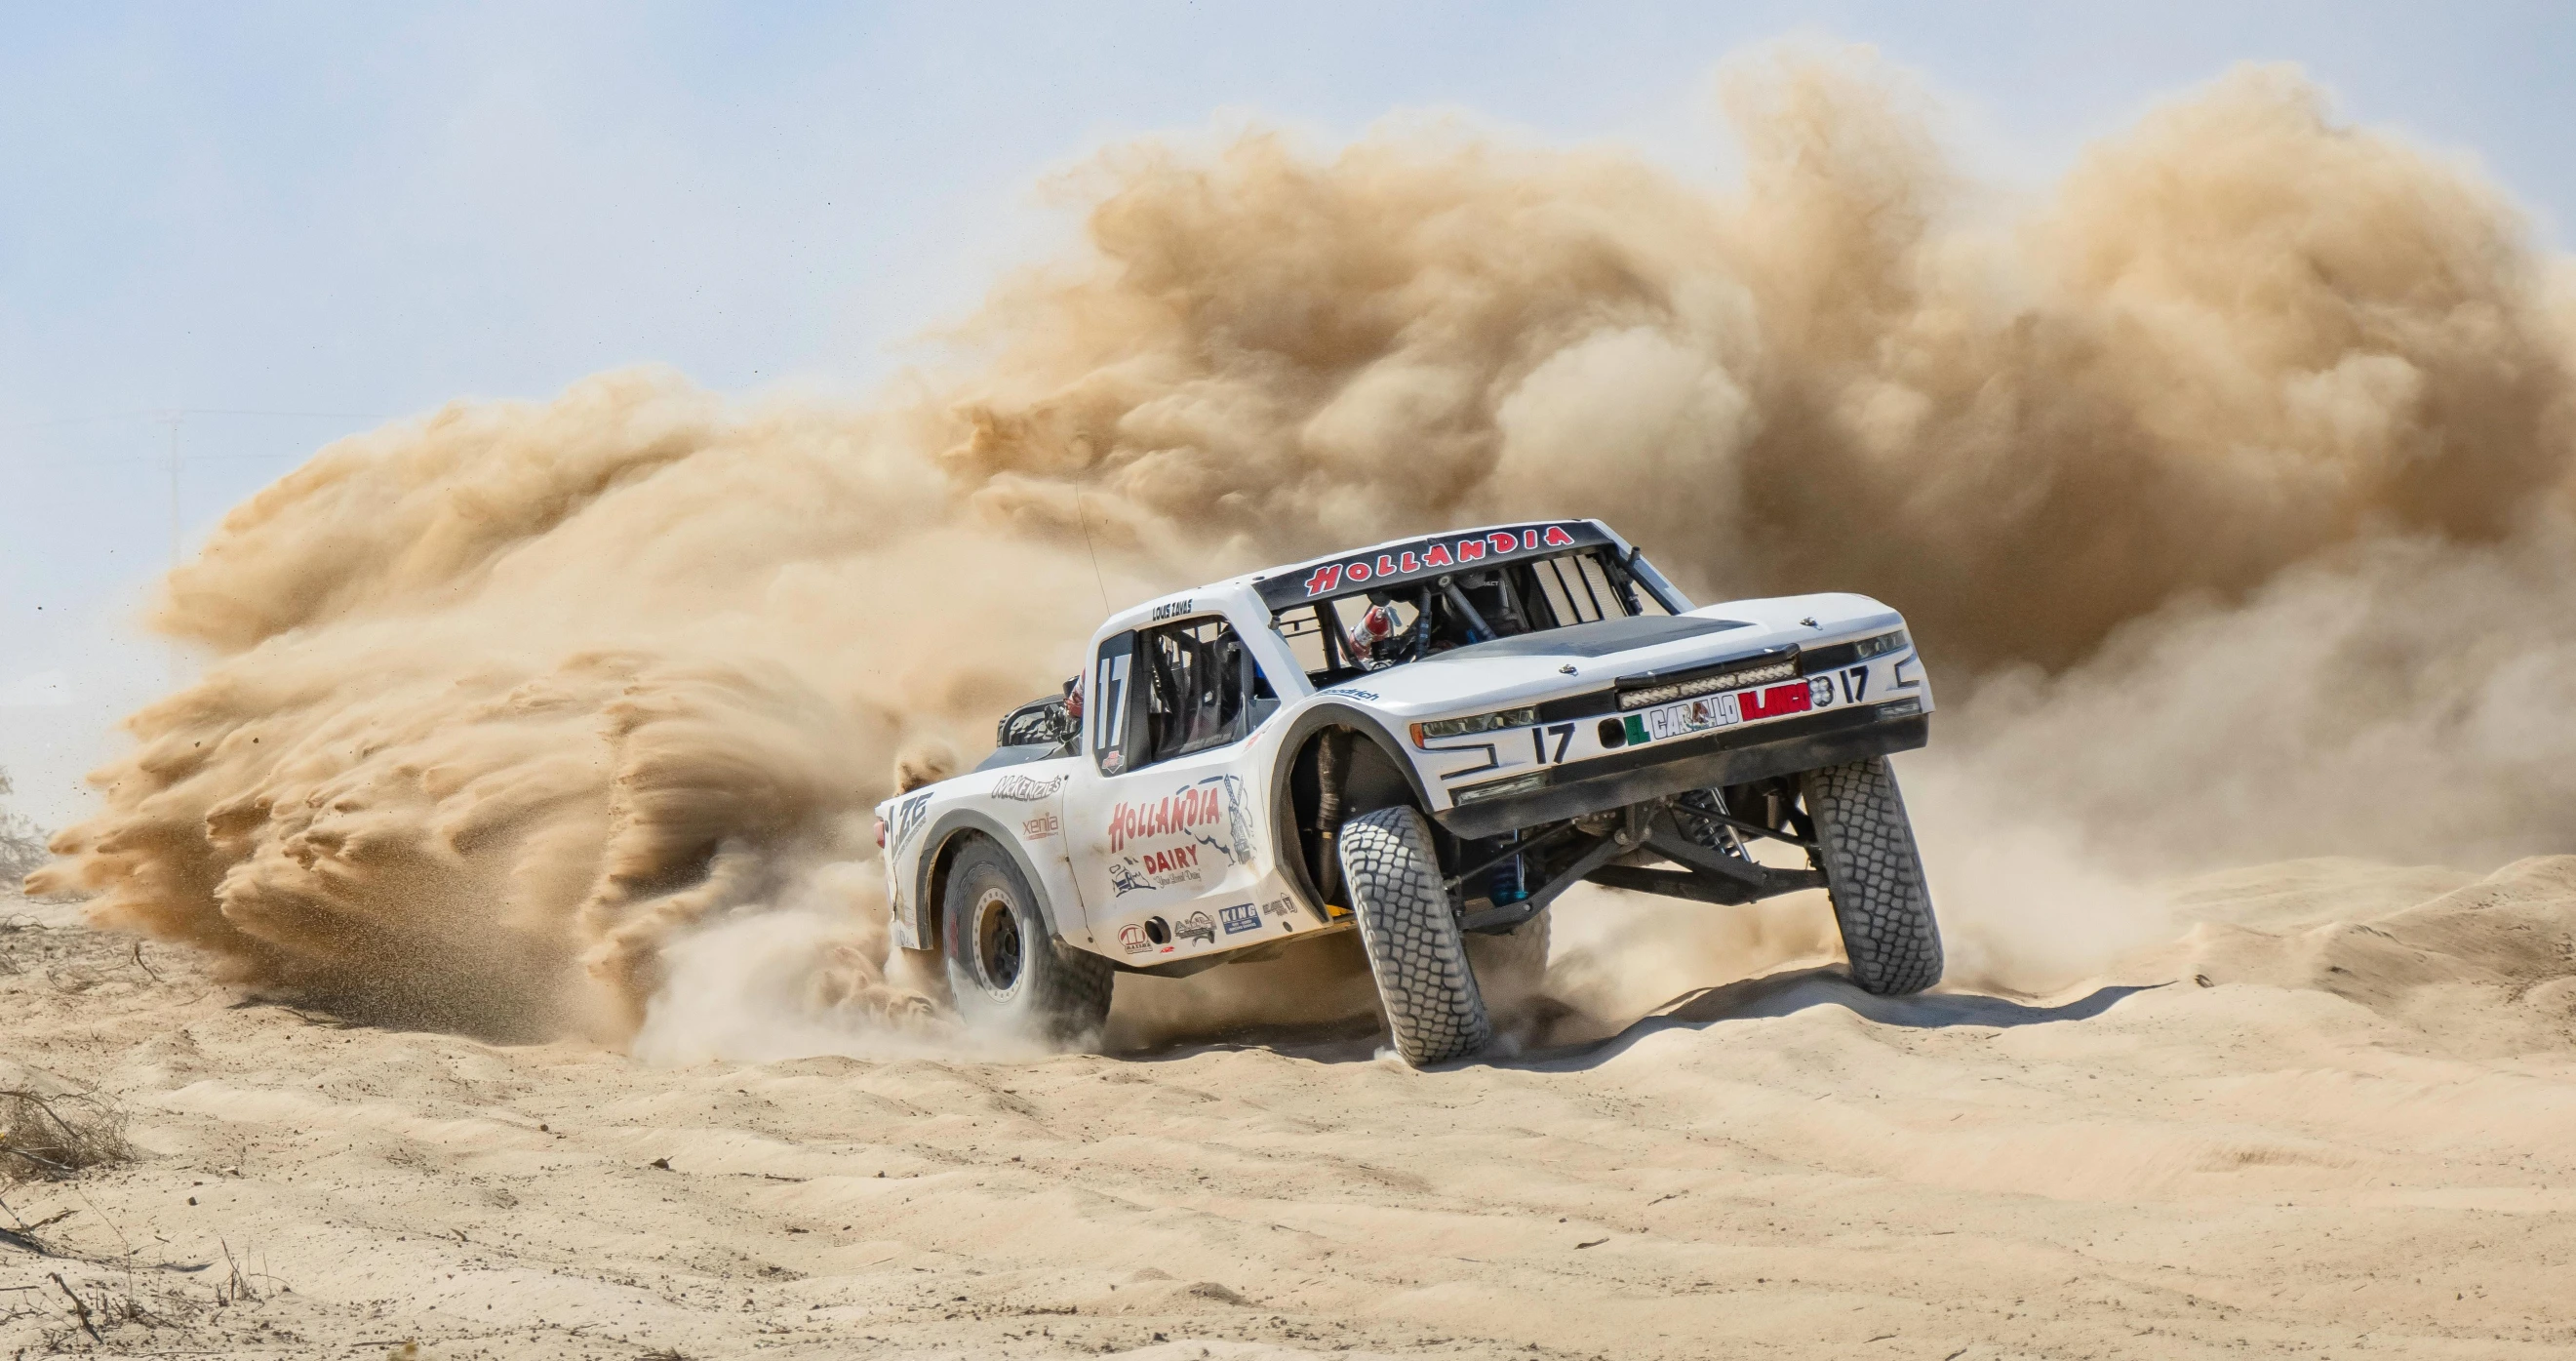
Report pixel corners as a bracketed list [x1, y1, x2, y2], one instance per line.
[1411, 705, 1537, 746]
[1617, 659, 1796, 711]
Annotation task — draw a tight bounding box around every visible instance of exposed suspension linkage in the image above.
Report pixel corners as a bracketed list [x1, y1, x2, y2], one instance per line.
[1455, 793, 1825, 934]
[1441, 821, 1576, 894]
[1313, 729, 1353, 905]
[1669, 790, 1815, 851]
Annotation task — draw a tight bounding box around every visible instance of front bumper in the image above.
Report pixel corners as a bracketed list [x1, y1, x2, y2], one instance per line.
[1431, 700, 1928, 839]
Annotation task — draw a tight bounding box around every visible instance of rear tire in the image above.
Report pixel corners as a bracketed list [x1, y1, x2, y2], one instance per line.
[1338, 806, 1491, 1065]
[1801, 758, 1943, 995]
[941, 836, 1113, 1044]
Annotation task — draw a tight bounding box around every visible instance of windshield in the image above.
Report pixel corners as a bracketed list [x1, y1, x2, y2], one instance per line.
[1272, 544, 1674, 688]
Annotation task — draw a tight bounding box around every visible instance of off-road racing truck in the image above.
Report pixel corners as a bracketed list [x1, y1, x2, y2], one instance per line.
[876, 519, 1940, 1063]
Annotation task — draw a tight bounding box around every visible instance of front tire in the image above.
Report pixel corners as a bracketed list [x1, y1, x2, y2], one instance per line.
[1801, 758, 1943, 995]
[941, 836, 1113, 1044]
[1338, 806, 1490, 1065]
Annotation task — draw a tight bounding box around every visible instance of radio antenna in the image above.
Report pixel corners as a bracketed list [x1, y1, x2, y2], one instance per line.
[1073, 467, 1113, 618]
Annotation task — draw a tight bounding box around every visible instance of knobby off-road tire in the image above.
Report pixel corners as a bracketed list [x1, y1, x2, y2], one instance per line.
[1800, 757, 1944, 995]
[941, 836, 1114, 1045]
[1338, 806, 1491, 1065]
[1465, 909, 1551, 1013]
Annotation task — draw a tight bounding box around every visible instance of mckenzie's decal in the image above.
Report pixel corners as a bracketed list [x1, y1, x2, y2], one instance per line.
[990, 773, 1066, 801]
[1174, 910, 1219, 946]
[1254, 521, 1613, 608]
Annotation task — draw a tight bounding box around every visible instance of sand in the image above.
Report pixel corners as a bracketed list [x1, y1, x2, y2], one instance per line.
[5, 857, 2575, 1360]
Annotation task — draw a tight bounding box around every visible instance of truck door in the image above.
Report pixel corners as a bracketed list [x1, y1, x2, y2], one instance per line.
[1066, 614, 1285, 963]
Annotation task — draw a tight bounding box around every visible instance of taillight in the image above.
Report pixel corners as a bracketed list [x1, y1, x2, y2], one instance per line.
[873, 817, 888, 849]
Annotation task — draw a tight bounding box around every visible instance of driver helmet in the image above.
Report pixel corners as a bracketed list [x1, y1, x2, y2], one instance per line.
[1355, 602, 1400, 660]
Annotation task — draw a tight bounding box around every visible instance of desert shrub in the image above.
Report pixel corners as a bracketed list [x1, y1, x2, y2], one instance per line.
[0, 1089, 132, 1181]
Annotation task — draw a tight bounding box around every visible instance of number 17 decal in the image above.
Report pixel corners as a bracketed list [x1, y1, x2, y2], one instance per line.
[1530, 723, 1576, 764]
[1841, 665, 1869, 703]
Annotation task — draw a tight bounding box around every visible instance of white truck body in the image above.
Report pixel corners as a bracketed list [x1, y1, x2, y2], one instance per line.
[879, 518, 1931, 977]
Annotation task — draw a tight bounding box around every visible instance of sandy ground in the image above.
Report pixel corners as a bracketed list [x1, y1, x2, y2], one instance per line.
[6, 858, 2576, 1360]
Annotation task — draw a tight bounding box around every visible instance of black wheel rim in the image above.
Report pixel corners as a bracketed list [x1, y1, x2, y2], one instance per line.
[973, 891, 1024, 993]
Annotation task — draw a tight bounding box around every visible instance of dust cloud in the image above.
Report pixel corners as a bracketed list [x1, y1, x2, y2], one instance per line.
[30, 49, 2576, 1044]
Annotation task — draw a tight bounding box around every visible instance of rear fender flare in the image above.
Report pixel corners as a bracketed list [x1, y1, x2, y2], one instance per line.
[914, 809, 1068, 952]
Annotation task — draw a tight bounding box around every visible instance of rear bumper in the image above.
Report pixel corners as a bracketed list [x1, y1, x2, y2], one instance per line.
[1432, 700, 1929, 839]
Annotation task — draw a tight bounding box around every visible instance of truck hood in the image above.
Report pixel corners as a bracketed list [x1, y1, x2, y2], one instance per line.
[1308, 593, 1903, 718]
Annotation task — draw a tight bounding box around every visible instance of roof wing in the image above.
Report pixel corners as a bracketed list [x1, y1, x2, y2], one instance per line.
[1250, 520, 1618, 611]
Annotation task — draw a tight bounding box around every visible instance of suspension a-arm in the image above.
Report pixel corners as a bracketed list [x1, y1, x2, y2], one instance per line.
[1459, 798, 1824, 929]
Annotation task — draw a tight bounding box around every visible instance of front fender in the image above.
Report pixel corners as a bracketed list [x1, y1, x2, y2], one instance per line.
[1264, 700, 1437, 915]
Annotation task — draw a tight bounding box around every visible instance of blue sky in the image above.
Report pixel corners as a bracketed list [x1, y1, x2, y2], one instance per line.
[3, 1, 2570, 826]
